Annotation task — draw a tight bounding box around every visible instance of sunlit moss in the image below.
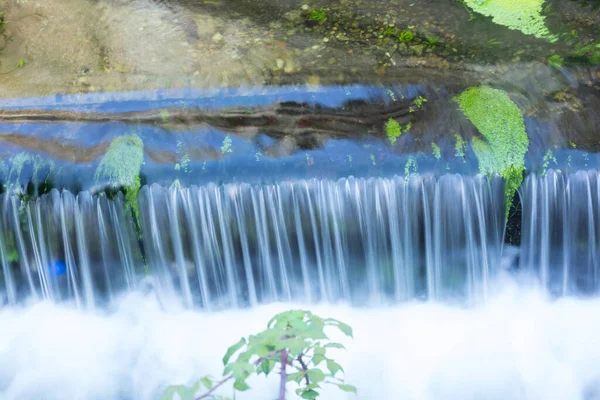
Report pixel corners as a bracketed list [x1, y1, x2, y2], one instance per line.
[463, 0, 557, 42]
[432, 143, 441, 160]
[386, 118, 411, 145]
[95, 135, 144, 225]
[455, 86, 528, 218]
[454, 134, 467, 162]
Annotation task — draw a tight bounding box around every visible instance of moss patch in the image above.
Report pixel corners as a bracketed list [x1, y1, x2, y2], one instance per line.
[385, 118, 411, 145]
[95, 135, 144, 224]
[463, 0, 557, 42]
[432, 142, 441, 160]
[455, 86, 528, 217]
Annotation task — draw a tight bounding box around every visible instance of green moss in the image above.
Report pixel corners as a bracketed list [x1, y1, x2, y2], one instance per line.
[95, 135, 144, 225]
[454, 134, 467, 162]
[432, 143, 441, 160]
[463, 0, 557, 42]
[385, 119, 411, 145]
[308, 8, 327, 21]
[547, 54, 564, 68]
[455, 86, 528, 218]
[399, 30, 415, 43]
[221, 136, 233, 154]
[541, 149, 557, 176]
[404, 156, 418, 180]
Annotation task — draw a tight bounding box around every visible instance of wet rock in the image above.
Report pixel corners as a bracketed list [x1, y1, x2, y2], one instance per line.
[410, 45, 425, 56]
[212, 33, 224, 44]
[284, 10, 303, 23]
[283, 59, 296, 74]
[307, 75, 320, 86]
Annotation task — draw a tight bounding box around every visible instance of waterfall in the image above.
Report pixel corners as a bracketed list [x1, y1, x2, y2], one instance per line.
[0, 174, 506, 308]
[521, 170, 600, 295]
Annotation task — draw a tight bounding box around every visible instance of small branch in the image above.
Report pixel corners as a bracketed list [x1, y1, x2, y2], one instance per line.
[297, 355, 311, 386]
[196, 375, 233, 400]
[254, 351, 280, 366]
[279, 349, 288, 400]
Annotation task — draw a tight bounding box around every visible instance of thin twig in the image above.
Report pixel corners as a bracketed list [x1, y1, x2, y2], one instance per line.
[196, 375, 233, 400]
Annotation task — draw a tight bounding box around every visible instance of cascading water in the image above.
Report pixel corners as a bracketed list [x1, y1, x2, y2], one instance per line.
[0, 173, 505, 309]
[521, 170, 600, 296]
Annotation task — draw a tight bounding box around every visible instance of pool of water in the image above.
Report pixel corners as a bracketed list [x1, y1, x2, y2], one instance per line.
[2, 278, 600, 400]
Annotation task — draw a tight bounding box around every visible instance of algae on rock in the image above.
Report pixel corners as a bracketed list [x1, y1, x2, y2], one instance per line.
[95, 135, 144, 224]
[455, 86, 528, 217]
[463, 0, 557, 42]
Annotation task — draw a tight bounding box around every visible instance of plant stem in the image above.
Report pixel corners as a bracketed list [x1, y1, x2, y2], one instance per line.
[297, 355, 310, 386]
[196, 375, 233, 400]
[279, 349, 288, 400]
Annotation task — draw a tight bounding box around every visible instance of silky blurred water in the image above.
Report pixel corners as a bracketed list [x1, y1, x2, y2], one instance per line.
[2, 278, 600, 400]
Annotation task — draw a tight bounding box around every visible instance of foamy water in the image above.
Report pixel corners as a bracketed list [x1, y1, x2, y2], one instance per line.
[2, 283, 600, 400]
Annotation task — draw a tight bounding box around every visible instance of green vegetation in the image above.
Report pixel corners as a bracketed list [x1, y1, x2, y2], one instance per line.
[454, 134, 467, 162]
[432, 143, 441, 160]
[541, 149, 557, 176]
[398, 30, 415, 43]
[547, 54, 564, 68]
[455, 86, 528, 217]
[0, 11, 5, 36]
[221, 136, 233, 154]
[462, 0, 557, 42]
[95, 135, 144, 225]
[385, 118, 411, 145]
[410, 96, 428, 112]
[160, 310, 356, 400]
[404, 156, 418, 179]
[308, 8, 327, 22]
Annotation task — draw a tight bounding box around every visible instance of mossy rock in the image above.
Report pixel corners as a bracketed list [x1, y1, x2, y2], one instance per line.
[455, 86, 528, 217]
[463, 0, 557, 42]
[95, 135, 144, 224]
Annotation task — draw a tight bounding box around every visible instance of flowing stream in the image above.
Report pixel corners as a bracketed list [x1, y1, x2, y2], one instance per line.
[1, 170, 600, 399]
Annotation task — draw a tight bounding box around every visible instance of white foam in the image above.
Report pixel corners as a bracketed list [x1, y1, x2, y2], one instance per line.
[2, 285, 600, 400]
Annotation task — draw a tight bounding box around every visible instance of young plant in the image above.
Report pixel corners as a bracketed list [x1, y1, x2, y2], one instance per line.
[308, 8, 327, 22]
[160, 310, 356, 400]
[398, 30, 415, 43]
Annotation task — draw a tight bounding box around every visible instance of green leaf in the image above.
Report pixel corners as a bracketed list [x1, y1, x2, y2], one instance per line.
[200, 376, 213, 390]
[259, 359, 276, 375]
[223, 338, 246, 365]
[324, 343, 345, 350]
[159, 385, 195, 400]
[312, 354, 325, 366]
[327, 359, 343, 376]
[325, 319, 353, 338]
[224, 361, 254, 380]
[276, 338, 308, 356]
[307, 368, 326, 383]
[287, 371, 305, 383]
[301, 389, 320, 399]
[233, 379, 250, 391]
[301, 326, 328, 340]
[337, 384, 358, 394]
